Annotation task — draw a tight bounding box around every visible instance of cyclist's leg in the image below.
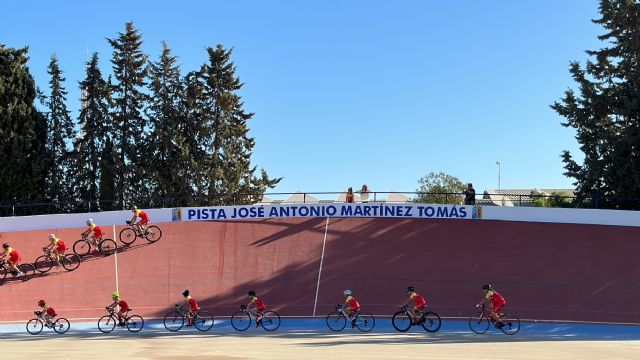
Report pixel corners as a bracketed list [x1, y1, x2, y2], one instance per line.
[117, 310, 125, 325]
[52, 248, 61, 265]
[413, 306, 422, 324]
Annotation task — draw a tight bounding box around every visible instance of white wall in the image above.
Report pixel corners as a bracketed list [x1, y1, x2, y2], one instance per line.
[481, 206, 640, 227]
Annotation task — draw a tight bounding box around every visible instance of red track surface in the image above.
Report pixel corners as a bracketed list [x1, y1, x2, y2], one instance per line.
[1, 218, 639, 323]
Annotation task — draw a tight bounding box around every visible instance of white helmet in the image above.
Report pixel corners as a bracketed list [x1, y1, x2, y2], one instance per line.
[48, 234, 56, 240]
[343, 289, 352, 296]
[86, 218, 94, 225]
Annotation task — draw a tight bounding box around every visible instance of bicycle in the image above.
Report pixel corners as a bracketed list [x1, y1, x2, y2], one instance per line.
[34, 247, 81, 273]
[98, 307, 144, 333]
[73, 234, 117, 257]
[468, 304, 520, 335]
[231, 305, 281, 331]
[119, 221, 162, 246]
[0, 259, 35, 280]
[392, 305, 442, 332]
[26, 311, 70, 334]
[325, 304, 375, 332]
[163, 304, 214, 332]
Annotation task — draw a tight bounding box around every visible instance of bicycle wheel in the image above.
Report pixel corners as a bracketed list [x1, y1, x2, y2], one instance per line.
[421, 311, 442, 333]
[145, 225, 162, 243]
[53, 318, 70, 334]
[355, 312, 375, 332]
[0, 265, 8, 280]
[119, 228, 137, 245]
[260, 311, 281, 331]
[61, 254, 81, 271]
[26, 318, 43, 334]
[126, 315, 145, 333]
[500, 313, 521, 335]
[391, 310, 412, 332]
[163, 311, 184, 332]
[193, 311, 214, 332]
[468, 311, 490, 334]
[98, 239, 117, 256]
[231, 310, 252, 331]
[34, 255, 54, 273]
[19, 263, 35, 280]
[325, 311, 346, 331]
[98, 315, 116, 333]
[73, 240, 92, 257]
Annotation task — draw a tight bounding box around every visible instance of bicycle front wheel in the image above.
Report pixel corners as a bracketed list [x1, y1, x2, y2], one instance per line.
[34, 255, 54, 273]
[61, 254, 81, 271]
[468, 311, 490, 334]
[260, 311, 281, 331]
[193, 311, 214, 331]
[163, 311, 184, 332]
[26, 318, 43, 334]
[391, 310, 412, 332]
[119, 228, 137, 245]
[145, 225, 162, 243]
[231, 310, 251, 331]
[500, 313, 521, 335]
[19, 263, 36, 280]
[421, 311, 442, 333]
[53, 318, 70, 334]
[325, 311, 346, 331]
[98, 239, 117, 255]
[98, 315, 116, 333]
[355, 312, 375, 332]
[73, 240, 92, 257]
[126, 315, 145, 333]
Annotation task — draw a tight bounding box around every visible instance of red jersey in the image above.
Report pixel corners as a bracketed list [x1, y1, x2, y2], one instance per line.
[117, 300, 129, 312]
[44, 305, 57, 317]
[486, 290, 506, 306]
[251, 296, 266, 311]
[410, 292, 426, 308]
[346, 295, 360, 311]
[186, 296, 199, 311]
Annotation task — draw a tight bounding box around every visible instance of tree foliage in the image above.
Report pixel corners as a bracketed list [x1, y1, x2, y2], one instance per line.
[415, 172, 465, 204]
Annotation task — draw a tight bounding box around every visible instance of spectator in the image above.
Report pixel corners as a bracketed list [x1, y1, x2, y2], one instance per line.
[360, 184, 371, 203]
[346, 187, 355, 203]
[463, 183, 476, 205]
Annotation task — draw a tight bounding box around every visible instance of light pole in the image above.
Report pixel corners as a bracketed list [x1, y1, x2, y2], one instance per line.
[496, 161, 501, 190]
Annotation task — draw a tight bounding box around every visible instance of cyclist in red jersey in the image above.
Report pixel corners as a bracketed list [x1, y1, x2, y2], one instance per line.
[44, 234, 67, 266]
[177, 289, 199, 326]
[37, 299, 57, 327]
[477, 284, 507, 328]
[81, 218, 105, 246]
[129, 206, 150, 235]
[247, 291, 266, 327]
[1, 243, 24, 277]
[343, 289, 361, 328]
[402, 286, 427, 325]
[106, 292, 130, 326]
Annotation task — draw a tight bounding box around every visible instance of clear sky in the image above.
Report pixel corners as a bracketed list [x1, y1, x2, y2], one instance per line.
[1, 0, 604, 197]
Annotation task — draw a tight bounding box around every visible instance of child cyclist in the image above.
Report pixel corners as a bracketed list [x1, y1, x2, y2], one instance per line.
[401, 286, 427, 325]
[81, 218, 105, 246]
[177, 290, 199, 326]
[246, 291, 266, 327]
[343, 289, 361, 328]
[44, 234, 67, 266]
[477, 284, 507, 328]
[37, 299, 57, 327]
[1, 243, 24, 277]
[128, 206, 150, 235]
[106, 292, 130, 326]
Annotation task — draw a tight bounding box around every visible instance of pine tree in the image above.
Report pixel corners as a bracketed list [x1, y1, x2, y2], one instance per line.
[552, 0, 640, 209]
[0, 45, 48, 207]
[44, 55, 75, 203]
[107, 22, 149, 207]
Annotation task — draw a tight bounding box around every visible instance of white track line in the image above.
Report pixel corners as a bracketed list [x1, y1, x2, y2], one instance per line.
[312, 217, 330, 317]
[113, 225, 119, 293]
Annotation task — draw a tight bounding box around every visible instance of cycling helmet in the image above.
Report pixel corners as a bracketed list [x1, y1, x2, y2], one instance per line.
[131, 205, 138, 211]
[112, 291, 120, 299]
[343, 289, 352, 296]
[482, 284, 492, 290]
[48, 234, 56, 240]
[405, 286, 415, 292]
[86, 218, 94, 225]
[248, 290, 256, 297]
[182, 289, 190, 297]
[2, 243, 8, 249]
[38, 300, 46, 307]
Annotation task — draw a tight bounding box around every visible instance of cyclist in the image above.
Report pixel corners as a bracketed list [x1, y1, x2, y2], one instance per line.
[128, 206, 150, 235]
[477, 284, 506, 328]
[343, 289, 361, 328]
[81, 218, 105, 246]
[1, 243, 24, 277]
[401, 286, 427, 325]
[176, 289, 199, 326]
[37, 299, 57, 327]
[44, 234, 67, 266]
[246, 290, 266, 327]
[106, 292, 130, 326]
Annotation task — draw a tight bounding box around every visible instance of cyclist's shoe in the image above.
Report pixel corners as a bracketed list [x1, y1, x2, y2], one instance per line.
[351, 319, 356, 328]
[143, 230, 150, 236]
[118, 321, 126, 327]
[495, 321, 505, 329]
[256, 317, 262, 327]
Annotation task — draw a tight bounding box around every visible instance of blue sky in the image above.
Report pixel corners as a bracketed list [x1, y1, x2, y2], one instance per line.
[1, 1, 604, 196]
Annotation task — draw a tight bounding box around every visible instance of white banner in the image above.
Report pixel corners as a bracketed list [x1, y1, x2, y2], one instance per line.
[177, 203, 475, 221]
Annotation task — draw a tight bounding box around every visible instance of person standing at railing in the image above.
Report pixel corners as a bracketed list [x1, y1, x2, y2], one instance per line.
[463, 183, 476, 205]
[346, 187, 355, 203]
[360, 184, 371, 203]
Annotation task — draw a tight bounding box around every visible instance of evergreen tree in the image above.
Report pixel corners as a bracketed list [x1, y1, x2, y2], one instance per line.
[44, 55, 75, 202]
[198, 45, 281, 205]
[107, 22, 149, 207]
[99, 137, 118, 210]
[0, 45, 48, 206]
[552, 0, 640, 209]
